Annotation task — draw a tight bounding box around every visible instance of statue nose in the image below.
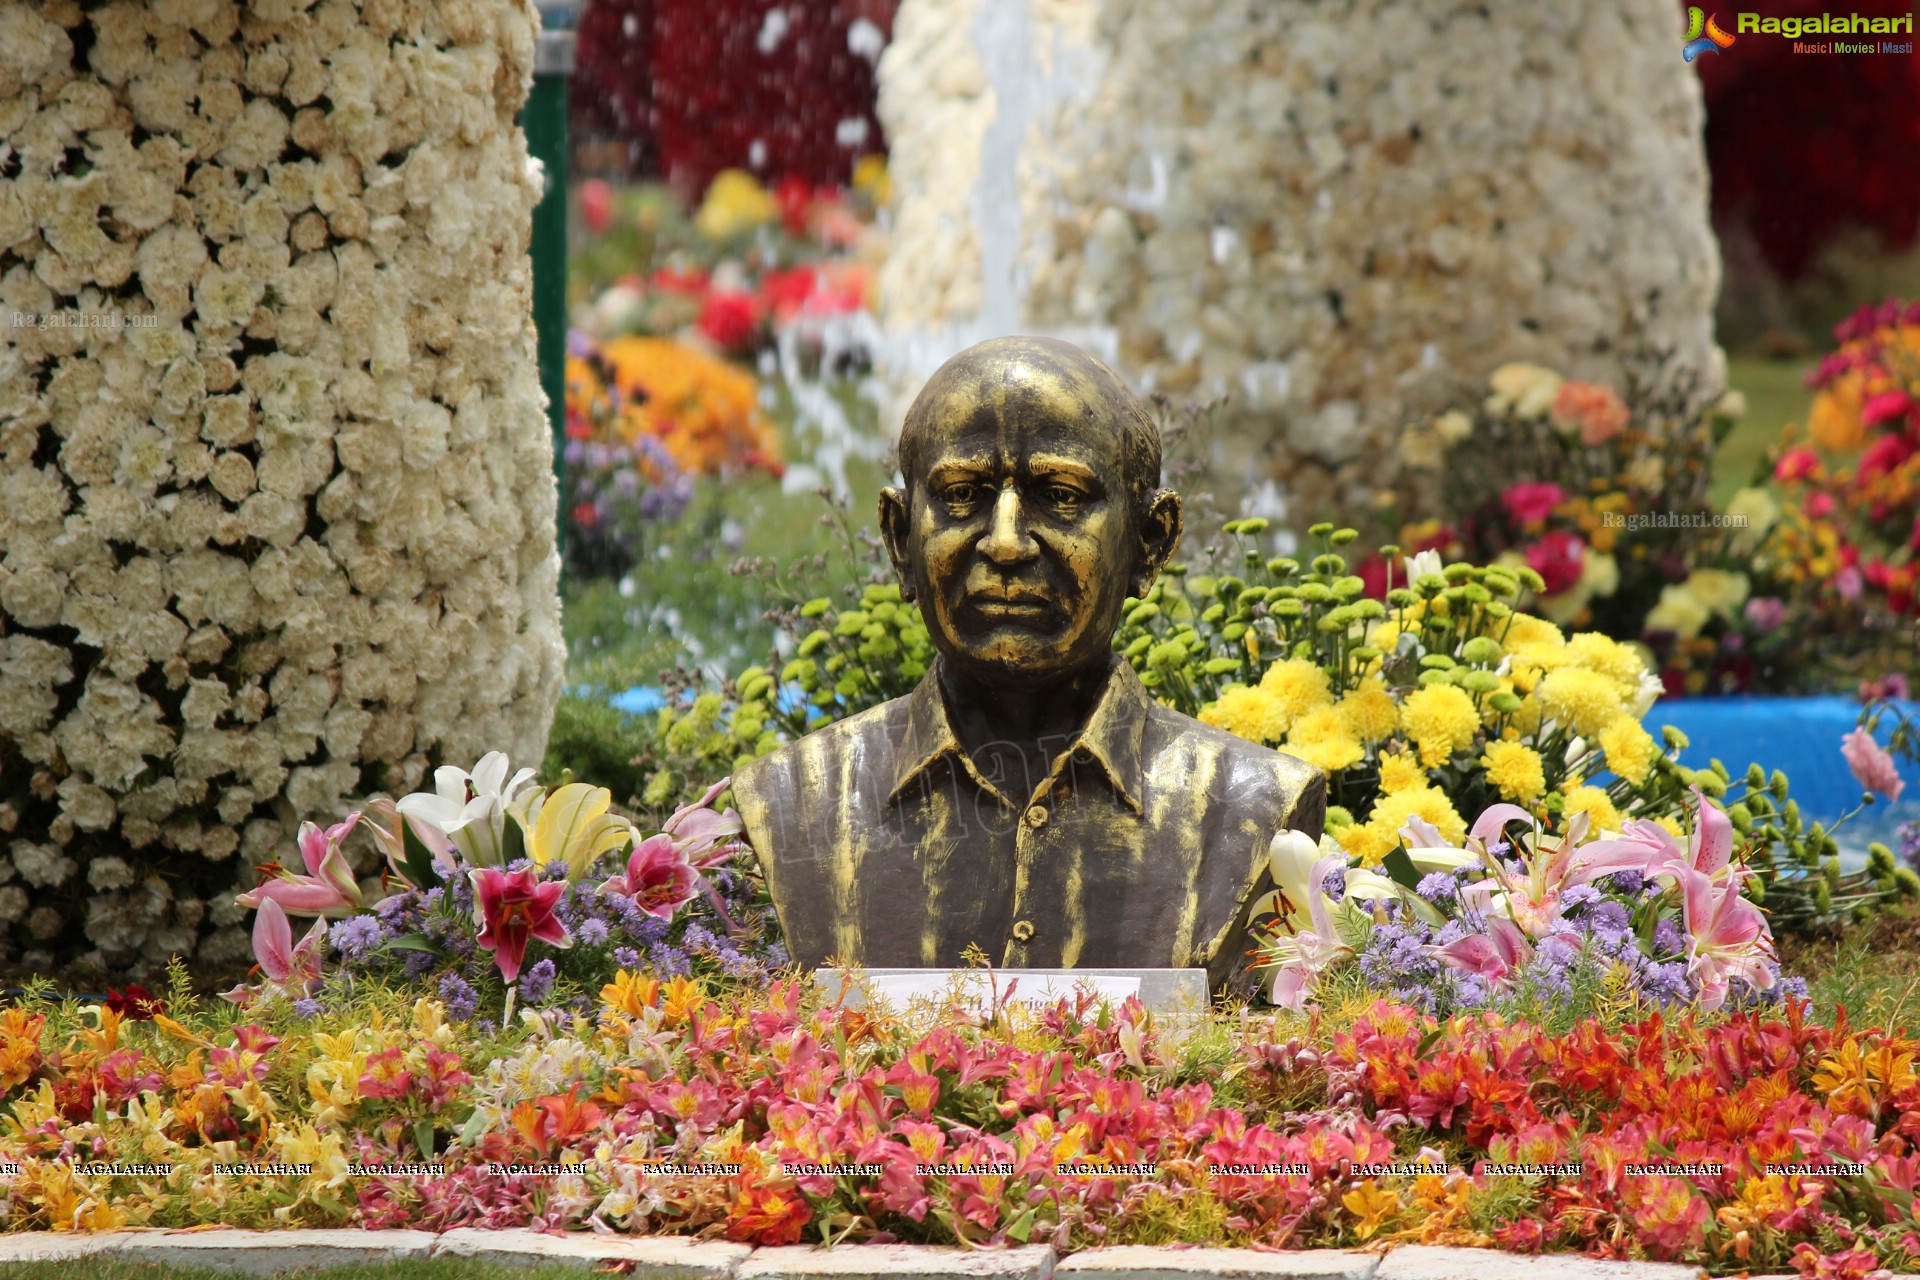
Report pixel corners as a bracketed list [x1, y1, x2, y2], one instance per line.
[979, 483, 1038, 565]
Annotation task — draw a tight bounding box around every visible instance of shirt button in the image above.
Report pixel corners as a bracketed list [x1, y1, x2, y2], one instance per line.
[1025, 805, 1048, 828]
[1072, 748, 1093, 764]
[1011, 920, 1035, 942]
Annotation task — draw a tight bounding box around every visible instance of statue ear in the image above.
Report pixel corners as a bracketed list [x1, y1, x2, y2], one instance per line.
[878, 486, 916, 602]
[1132, 489, 1183, 598]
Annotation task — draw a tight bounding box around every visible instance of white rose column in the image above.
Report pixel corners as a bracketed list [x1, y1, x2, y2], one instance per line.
[0, 0, 566, 980]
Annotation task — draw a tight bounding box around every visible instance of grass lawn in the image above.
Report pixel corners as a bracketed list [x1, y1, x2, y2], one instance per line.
[0, 1260, 607, 1279]
[1710, 354, 1817, 507]
[1776, 896, 1920, 1034]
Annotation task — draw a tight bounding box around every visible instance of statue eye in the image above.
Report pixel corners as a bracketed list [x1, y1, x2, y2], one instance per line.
[1046, 483, 1082, 507]
[940, 483, 982, 507]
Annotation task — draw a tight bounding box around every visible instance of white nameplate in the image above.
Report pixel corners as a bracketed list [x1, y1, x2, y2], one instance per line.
[850, 970, 1140, 1015]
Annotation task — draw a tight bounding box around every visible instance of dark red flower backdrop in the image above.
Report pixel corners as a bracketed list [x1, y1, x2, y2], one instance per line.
[1693, 0, 1920, 280]
[572, 0, 898, 193]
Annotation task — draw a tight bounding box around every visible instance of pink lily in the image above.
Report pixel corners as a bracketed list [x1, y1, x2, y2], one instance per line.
[1432, 915, 1536, 986]
[1264, 854, 1353, 1010]
[235, 813, 367, 917]
[597, 833, 700, 919]
[360, 796, 461, 889]
[1460, 803, 1657, 937]
[1586, 786, 1751, 891]
[470, 866, 572, 984]
[664, 777, 746, 868]
[219, 897, 328, 1007]
[1671, 863, 1776, 1012]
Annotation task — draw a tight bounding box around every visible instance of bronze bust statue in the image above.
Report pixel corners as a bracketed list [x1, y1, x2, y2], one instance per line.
[732, 336, 1326, 998]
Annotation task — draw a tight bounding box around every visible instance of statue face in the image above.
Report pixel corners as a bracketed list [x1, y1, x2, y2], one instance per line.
[881, 350, 1179, 689]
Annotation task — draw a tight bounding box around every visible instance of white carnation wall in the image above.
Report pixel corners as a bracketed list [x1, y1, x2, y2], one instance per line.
[0, 0, 565, 979]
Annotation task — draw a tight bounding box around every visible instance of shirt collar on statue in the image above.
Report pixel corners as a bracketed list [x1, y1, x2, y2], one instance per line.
[887, 655, 1148, 814]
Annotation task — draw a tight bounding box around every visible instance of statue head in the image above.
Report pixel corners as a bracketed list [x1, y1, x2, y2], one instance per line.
[880, 336, 1183, 691]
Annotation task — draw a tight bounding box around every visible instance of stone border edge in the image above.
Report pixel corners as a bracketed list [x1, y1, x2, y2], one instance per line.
[0, 1231, 1741, 1279]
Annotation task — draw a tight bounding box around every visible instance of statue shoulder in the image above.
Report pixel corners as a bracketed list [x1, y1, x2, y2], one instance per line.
[731, 697, 910, 816]
[1147, 703, 1328, 830]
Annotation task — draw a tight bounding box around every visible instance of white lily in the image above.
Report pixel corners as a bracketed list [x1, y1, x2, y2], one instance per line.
[1264, 829, 1405, 933]
[396, 750, 542, 868]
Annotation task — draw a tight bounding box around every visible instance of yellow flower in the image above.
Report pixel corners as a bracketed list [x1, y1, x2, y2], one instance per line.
[1684, 569, 1750, 617]
[1377, 748, 1426, 794]
[1399, 683, 1479, 767]
[1337, 678, 1398, 744]
[1259, 658, 1334, 723]
[1360, 786, 1467, 865]
[1285, 707, 1364, 773]
[1487, 362, 1564, 419]
[1501, 614, 1566, 652]
[1535, 666, 1626, 738]
[1808, 376, 1869, 452]
[524, 781, 635, 879]
[1433, 410, 1474, 444]
[1199, 686, 1289, 744]
[852, 153, 892, 206]
[1336, 820, 1395, 866]
[1562, 785, 1622, 837]
[694, 168, 777, 240]
[1567, 632, 1644, 683]
[1645, 584, 1711, 640]
[1479, 740, 1546, 804]
[1344, 1179, 1400, 1240]
[601, 970, 660, 1018]
[1598, 718, 1658, 785]
[1652, 814, 1685, 838]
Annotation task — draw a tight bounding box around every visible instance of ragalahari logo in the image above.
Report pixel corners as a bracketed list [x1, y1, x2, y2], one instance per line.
[1683, 7, 1739, 59]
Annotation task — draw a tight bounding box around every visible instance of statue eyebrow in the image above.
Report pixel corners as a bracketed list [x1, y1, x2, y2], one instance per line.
[1026, 457, 1100, 483]
[925, 459, 996, 486]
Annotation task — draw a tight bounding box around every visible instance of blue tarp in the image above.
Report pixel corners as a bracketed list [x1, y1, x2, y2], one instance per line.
[1651, 696, 1919, 866]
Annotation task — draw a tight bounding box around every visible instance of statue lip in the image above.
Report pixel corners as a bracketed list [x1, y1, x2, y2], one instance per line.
[962, 590, 1057, 624]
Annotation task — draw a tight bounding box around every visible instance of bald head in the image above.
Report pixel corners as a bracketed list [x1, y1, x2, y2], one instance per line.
[897, 336, 1165, 520]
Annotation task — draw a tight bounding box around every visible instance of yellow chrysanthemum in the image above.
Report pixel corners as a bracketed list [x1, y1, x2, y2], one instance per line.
[1535, 666, 1626, 739]
[1500, 613, 1565, 652]
[1285, 707, 1365, 773]
[1259, 658, 1335, 723]
[1399, 683, 1480, 767]
[1359, 786, 1468, 864]
[1337, 678, 1399, 744]
[1651, 814, 1686, 839]
[1562, 785, 1622, 838]
[1567, 632, 1645, 683]
[1479, 740, 1546, 804]
[1199, 686, 1290, 745]
[1377, 748, 1426, 794]
[1598, 718, 1659, 786]
[1509, 691, 1549, 738]
[1337, 820, 1396, 866]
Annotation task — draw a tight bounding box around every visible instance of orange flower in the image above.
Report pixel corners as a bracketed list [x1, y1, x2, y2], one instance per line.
[727, 1184, 812, 1244]
[0, 1007, 45, 1091]
[1808, 373, 1870, 452]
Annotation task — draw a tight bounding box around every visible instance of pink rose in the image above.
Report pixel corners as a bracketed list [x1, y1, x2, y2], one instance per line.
[1743, 596, 1786, 633]
[1861, 389, 1914, 428]
[1841, 727, 1905, 804]
[1501, 481, 1567, 526]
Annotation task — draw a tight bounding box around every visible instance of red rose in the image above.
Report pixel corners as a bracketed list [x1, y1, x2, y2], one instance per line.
[697, 291, 763, 353]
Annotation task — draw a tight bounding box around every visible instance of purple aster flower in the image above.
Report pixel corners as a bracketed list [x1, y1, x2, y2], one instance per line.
[1606, 868, 1648, 897]
[578, 917, 610, 946]
[1320, 868, 1347, 902]
[614, 946, 642, 970]
[1415, 873, 1457, 905]
[520, 958, 557, 1004]
[292, 997, 324, 1018]
[439, 973, 479, 1022]
[330, 915, 385, 960]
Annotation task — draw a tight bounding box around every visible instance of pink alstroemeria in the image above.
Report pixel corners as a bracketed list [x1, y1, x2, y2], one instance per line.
[663, 777, 746, 868]
[235, 813, 367, 917]
[219, 897, 328, 1007]
[470, 866, 572, 984]
[1671, 863, 1777, 1012]
[1265, 854, 1352, 1011]
[1841, 727, 1907, 805]
[598, 833, 700, 919]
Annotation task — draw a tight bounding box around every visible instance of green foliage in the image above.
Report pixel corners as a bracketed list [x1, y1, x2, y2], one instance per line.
[774, 582, 936, 733]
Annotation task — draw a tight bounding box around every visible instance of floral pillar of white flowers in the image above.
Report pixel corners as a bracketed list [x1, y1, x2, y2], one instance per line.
[0, 0, 565, 978]
[874, 0, 1725, 520]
